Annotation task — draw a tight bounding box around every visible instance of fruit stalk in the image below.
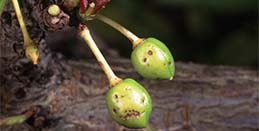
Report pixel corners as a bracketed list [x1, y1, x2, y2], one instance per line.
[84, 2, 95, 16]
[12, 0, 31, 47]
[95, 14, 143, 48]
[0, 110, 34, 126]
[12, 0, 39, 64]
[0, 115, 28, 126]
[79, 24, 122, 87]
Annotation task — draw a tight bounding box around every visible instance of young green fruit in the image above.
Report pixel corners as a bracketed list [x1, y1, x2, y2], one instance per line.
[131, 38, 175, 80]
[106, 78, 152, 128]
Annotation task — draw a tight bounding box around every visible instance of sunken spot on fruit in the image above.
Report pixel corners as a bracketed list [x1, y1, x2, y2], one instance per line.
[141, 96, 146, 104]
[147, 50, 153, 55]
[143, 58, 147, 63]
[114, 94, 118, 99]
[113, 108, 117, 114]
[113, 94, 119, 103]
[124, 86, 131, 91]
[168, 61, 172, 65]
[122, 109, 142, 120]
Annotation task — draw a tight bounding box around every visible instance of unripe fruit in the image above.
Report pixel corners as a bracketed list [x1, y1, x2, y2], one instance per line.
[131, 38, 175, 80]
[106, 78, 152, 128]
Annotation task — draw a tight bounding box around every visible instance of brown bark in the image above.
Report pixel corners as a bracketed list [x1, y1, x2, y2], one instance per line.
[0, 1, 258, 131]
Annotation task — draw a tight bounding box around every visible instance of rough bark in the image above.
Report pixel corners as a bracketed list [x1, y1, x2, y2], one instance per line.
[0, 1, 258, 131]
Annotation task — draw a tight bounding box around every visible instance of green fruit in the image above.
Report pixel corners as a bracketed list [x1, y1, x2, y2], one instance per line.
[106, 78, 152, 128]
[131, 38, 175, 80]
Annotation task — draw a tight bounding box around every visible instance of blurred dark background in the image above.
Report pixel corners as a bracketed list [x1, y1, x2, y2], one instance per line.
[85, 0, 258, 67]
[49, 0, 258, 67]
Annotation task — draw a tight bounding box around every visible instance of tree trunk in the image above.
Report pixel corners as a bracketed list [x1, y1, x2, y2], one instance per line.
[0, 1, 258, 131]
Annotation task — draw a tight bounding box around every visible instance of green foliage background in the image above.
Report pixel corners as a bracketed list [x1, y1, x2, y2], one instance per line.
[88, 0, 258, 67]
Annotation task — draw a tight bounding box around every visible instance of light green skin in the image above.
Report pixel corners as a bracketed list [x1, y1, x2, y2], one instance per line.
[106, 78, 152, 128]
[131, 38, 175, 80]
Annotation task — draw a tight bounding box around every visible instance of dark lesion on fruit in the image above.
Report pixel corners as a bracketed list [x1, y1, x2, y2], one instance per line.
[121, 109, 142, 120]
[143, 58, 147, 63]
[141, 96, 146, 104]
[147, 50, 153, 56]
[113, 94, 119, 103]
[124, 86, 131, 91]
[113, 108, 117, 114]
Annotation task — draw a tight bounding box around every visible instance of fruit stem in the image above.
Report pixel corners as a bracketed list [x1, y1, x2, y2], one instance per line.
[79, 24, 122, 87]
[95, 14, 144, 48]
[12, 0, 39, 64]
[0, 110, 33, 126]
[12, 0, 32, 46]
[85, 2, 95, 16]
[0, 115, 27, 126]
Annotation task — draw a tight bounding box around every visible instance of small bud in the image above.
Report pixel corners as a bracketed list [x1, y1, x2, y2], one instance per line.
[106, 78, 152, 128]
[48, 4, 60, 16]
[0, 115, 28, 126]
[131, 38, 175, 80]
[43, 5, 70, 31]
